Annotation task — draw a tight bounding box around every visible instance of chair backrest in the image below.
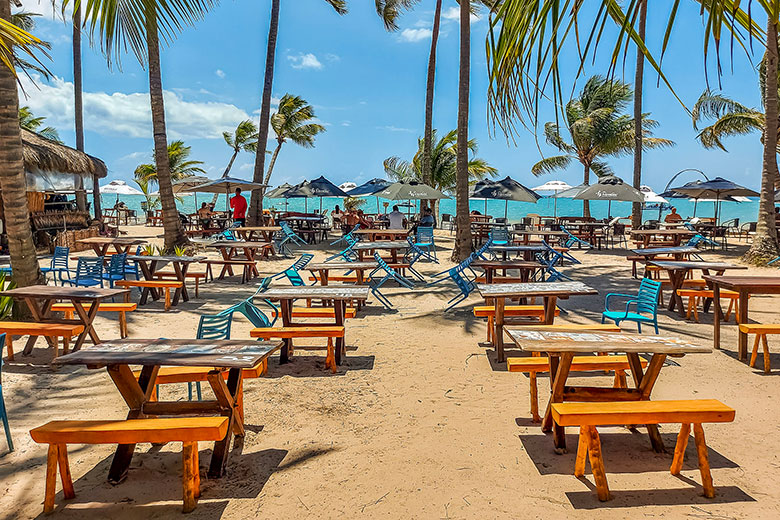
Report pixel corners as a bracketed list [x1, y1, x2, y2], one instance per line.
[373, 252, 393, 274]
[441, 214, 452, 223]
[451, 264, 476, 295]
[51, 247, 69, 270]
[490, 227, 509, 242]
[197, 313, 233, 340]
[494, 217, 507, 225]
[222, 229, 236, 241]
[106, 253, 128, 276]
[416, 226, 434, 244]
[281, 222, 297, 237]
[292, 253, 314, 271]
[285, 267, 306, 286]
[686, 235, 704, 247]
[76, 257, 103, 280]
[636, 278, 662, 315]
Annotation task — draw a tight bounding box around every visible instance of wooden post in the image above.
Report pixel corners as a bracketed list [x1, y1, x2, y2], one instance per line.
[529, 372, 539, 422]
[670, 423, 691, 475]
[693, 423, 715, 498]
[182, 442, 197, 513]
[586, 426, 610, 501]
[574, 426, 589, 477]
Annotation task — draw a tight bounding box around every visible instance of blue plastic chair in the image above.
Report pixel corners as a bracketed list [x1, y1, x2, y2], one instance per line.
[325, 234, 359, 263]
[181, 314, 235, 401]
[560, 225, 593, 249]
[444, 264, 477, 311]
[367, 252, 415, 309]
[541, 240, 580, 265]
[401, 237, 427, 282]
[218, 277, 278, 327]
[123, 245, 142, 280]
[330, 224, 361, 246]
[41, 247, 70, 285]
[602, 278, 662, 334]
[413, 226, 437, 262]
[102, 253, 128, 288]
[270, 254, 314, 286]
[65, 257, 104, 288]
[489, 227, 510, 246]
[281, 222, 307, 246]
[534, 252, 572, 282]
[0, 333, 12, 452]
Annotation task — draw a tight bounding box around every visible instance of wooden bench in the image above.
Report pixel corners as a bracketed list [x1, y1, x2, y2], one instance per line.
[115, 280, 183, 310]
[475, 276, 527, 284]
[507, 355, 647, 422]
[738, 323, 780, 373]
[30, 417, 228, 513]
[153, 271, 207, 298]
[551, 400, 736, 501]
[473, 305, 561, 342]
[0, 322, 85, 360]
[203, 259, 256, 284]
[250, 326, 345, 373]
[677, 289, 741, 323]
[309, 275, 362, 283]
[51, 302, 137, 338]
[270, 307, 357, 319]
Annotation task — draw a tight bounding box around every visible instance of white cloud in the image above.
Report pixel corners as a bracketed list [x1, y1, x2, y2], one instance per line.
[287, 53, 323, 70]
[442, 6, 481, 23]
[341, 121, 351, 127]
[399, 28, 432, 43]
[324, 53, 340, 62]
[215, 69, 226, 79]
[378, 125, 414, 133]
[19, 75, 251, 140]
[239, 163, 254, 171]
[117, 151, 147, 162]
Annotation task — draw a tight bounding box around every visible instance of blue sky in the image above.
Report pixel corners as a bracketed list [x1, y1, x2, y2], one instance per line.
[17, 0, 767, 193]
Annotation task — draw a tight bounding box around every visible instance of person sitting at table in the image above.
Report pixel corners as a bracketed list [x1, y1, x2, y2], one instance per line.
[230, 187, 248, 226]
[387, 205, 405, 229]
[419, 207, 435, 228]
[197, 202, 213, 229]
[331, 205, 343, 227]
[664, 206, 683, 223]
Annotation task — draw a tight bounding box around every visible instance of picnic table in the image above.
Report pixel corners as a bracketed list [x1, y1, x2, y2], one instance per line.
[477, 281, 598, 362]
[77, 237, 147, 256]
[353, 240, 409, 262]
[279, 216, 326, 243]
[260, 286, 369, 365]
[630, 229, 695, 247]
[208, 240, 273, 278]
[126, 255, 206, 306]
[631, 246, 700, 259]
[649, 261, 748, 315]
[0, 285, 129, 353]
[54, 338, 282, 480]
[510, 230, 567, 245]
[353, 228, 409, 241]
[233, 226, 280, 242]
[705, 275, 780, 360]
[470, 260, 543, 284]
[306, 261, 412, 286]
[505, 329, 710, 452]
[487, 244, 547, 261]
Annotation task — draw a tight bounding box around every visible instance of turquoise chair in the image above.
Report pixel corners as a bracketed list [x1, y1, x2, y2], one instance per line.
[489, 227, 510, 246]
[102, 253, 128, 288]
[187, 314, 234, 400]
[602, 278, 662, 334]
[0, 333, 11, 452]
[367, 252, 415, 309]
[414, 226, 437, 262]
[325, 234, 359, 262]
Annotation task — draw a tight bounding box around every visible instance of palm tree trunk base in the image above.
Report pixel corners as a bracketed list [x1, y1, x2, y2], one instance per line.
[744, 238, 780, 265]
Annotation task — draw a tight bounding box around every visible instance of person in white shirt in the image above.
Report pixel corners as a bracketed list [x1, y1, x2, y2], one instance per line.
[387, 205, 405, 229]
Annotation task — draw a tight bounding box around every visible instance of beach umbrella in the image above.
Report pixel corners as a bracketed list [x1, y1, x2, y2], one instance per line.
[265, 182, 295, 211]
[100, 180, 143, 196]
[306, 175, 349, 213]
[347, 178, 392, 212]
[375, 181, 449, 201]
[640, 185, 669, 219]
[532, 180, 574, 217]
[181, 176, 266, 212]
[666, 176, 758, 224]
[470, 176, 540, 218]
[573, 175, 644, 218]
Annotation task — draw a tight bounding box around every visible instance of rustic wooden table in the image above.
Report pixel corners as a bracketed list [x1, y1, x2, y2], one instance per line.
[77, 237, 147, 256]
[234, 226, 281, 242]
[630, 229, 695, 247]
[126, 255, 206, 305]
[487, 244, 547, 261]
[471, 260, 543, 284]
[353, 241, 409, 263]
[649, 261, 747, 315]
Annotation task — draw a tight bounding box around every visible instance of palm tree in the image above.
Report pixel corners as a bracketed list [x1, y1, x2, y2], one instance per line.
[134, 140, 206, 185]
[453, 0, 472, 261]
[531, 76, 673, 217]
[263, 94, 325, 186]
[19, 106, 61, 142]
[222, 119, 258, 178]
[422, 0, 442, 213]
[384, 129, 497, 218]
[630, 0, 648, 230]
[76, 0, 216, 250]
[72, 5, 88, 213]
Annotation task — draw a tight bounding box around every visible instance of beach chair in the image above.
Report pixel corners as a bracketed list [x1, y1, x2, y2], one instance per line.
[602, 278, 662, 333]
[413, 226, 438, 262]
[686, 233, 719, 251]
[489, 227, 510, 246]
[402, 237, 428, 282]
[281, 222, 307, 246]
[542, 239, 580, 265]
[40, 247, 70, 286]
[330, 224, 360, 246]
[219, 279, 278, 330]
[534, 252, 572, 282]
[221, 228, 237, 241]
[428, 254, 477, 287]
[102, 253, 128, 288]
[64, 257, 104, 288]
[0, 333, 11, 452]
[123, 245, 142, 281]
[325, 234, 359, 262]
[184, 314, 234, 401]
[367, 252, 415, 309]
[443, 263, 478, 311]
[561, 225, 593, 249]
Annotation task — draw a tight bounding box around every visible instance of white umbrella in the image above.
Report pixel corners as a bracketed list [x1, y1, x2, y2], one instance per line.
[100, 180, 143, 196]
[539, 182, 584, 218]
[640, 185, 668, 204]
[531, 180, 573, 193]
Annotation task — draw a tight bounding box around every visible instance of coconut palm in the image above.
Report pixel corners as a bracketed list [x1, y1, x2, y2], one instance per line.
[453, 0, 472, 261]
[134, 140, 205, 186]
[692, 92, 768, 152]
[531, 76, 673, 217]
[384, 129, 497, 217]
[630, 0, 648, 229]
[72, 6, 88, 213]
[263, 94, 325, 186]
[422, 0, 442, 208]
[222, 119, 258, 178]
[18, 106, 60, 142]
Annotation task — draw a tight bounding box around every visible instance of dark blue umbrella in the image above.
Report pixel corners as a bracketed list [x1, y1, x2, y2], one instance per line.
[284, 176, 348, 212]
[666, 177, 758, 223]
[181, 176, 266, 212]
[347, 178, 392, 196]
[470, 176, 540, 218]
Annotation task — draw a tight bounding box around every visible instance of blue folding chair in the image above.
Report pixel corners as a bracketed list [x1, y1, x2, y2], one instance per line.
[41, 247, 70, 285]
[534, 252, 572, 282]
[102, 253, 128, 288]
[270, 254, 314, 286]
[222, 228, 237, 241]
[367, 252, 415, 309]
[687, 233, 719, 251]
[541, 240, 580, 265]
[560, 225, 593, 249]
[182, 314, 234, 401]
[602, 278, 662, 334]
[280, 222, 307, 246]
[413, 226, 438, 262]
[444, 263, 478, 311]
[0, 333, 12, 452]
[489, 227, 510, 246]
[325, 234, 359, 263]
[330, 224, 361, 246]
[401, 237, 427, 282]
[123, 245, 143, 280]
[65, 257, 104, 288]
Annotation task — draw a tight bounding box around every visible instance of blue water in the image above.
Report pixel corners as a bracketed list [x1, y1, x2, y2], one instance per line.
[102, 193, 761, 225]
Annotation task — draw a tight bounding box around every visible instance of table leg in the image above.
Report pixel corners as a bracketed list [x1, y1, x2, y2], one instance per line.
[21, 297, 57, 355]
[713, 283, 721, 349]
[542, 296, 558, 325]
[626, 352, 666, 452]
[136, 261, 159, 304]
[334, 300, 345, 365]
[494, 297, 506, 362]
[172, 262, 189, 304]
[244, 248, 259, 279]
[545, 353, 573, 453]
[279, 299, 292, 363]
[667, 270, 685, 314]
[738, 289, 749, 360]
[71, 300, 102, 350]
[207, 368, 242, 478]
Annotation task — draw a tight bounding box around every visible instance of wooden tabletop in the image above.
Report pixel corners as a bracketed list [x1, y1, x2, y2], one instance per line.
[353, 229, 408, 234]
[703, 275, 780, 293]
[236, 226, 281, 232]
[260, 286, 370, 300]
[505, 329, 711, 354]
[471, 260, 543, 269]
[631, 229, 695, 236]
[488, 245, 547, 252]
[53, 339, 282, 368]
[280, 216, 324, 222]
[77, 237, 147, 245]
[353, 241, 410, 249]
[631, 246, 700, 256]
[510, 230, 567, 236]
[126, 255, 206, 263]
[208, 241, 271, 248]
[308, 261, 378, 270]
[477, 281, 597, 298]
[649, 261, 747, 271]
[0, 285, 129, 299]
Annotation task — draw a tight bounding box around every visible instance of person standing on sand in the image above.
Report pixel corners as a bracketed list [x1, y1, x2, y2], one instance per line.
[230, 188, 248, 226]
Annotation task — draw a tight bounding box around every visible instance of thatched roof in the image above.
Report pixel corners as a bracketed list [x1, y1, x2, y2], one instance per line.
[21, 128, 107, 179]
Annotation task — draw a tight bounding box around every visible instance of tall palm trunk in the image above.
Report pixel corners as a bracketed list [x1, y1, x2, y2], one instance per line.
[72, 7, 87, 213]
[263, 140, 283, 186]
[0, 0, 41, 288]
[146, 7, 186, 250]
[249, 0, 280, 225]
[422, 0, 442, 212]
[746, 20, 780, 262]
[222, 148, 239, 178]
[630, 0, 647, 229]
[582, 164, 591, 218]
[452, 0, 472, 261]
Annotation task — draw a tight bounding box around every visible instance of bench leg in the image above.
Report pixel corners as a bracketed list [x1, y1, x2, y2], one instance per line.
[4, 335, 12, 361]
[670, 422, 691, 475]
[750, 334, 761, 369]
[613, 370, 627, 389]
[486, 316, 493, 343]
[586, 426, 610, 501]
[56, 443, 75, 500]
[119, 312, 128, 339]
[693, 423, 715, 498]
[762, 334, 771, 373]
[182, 441, 198, 513]
[574, 426, 589, 477]
[44, 444, 59, 513]
[325, 338, 337, 373]
[164, 288, 171, 311]
[529, 373, 540, 423]
[194, 278, 200, 298]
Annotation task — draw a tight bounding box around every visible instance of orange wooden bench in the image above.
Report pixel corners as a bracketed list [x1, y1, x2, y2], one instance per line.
[738, 323, 780, 373]
[473, 305, 561, 342]
[677, 289, 741, 322]
[552, 400, 735, 501]
[203, 259, 257, 284]
[115, 280, 183, 310]
[250, 326, 345, 373]
[0, 322, 84, 360]
[153, 271, 207, 297]
[30, 417, 228, 513]
[269, 307, 356, 319]
[51, 302, 137, 338]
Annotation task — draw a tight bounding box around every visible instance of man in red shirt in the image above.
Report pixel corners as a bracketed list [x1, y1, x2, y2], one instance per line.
[230, 188, 248, 226]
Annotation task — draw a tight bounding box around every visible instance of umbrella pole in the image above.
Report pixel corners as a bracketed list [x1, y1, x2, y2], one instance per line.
[693, 199, 698, 217]
[319, 197, 323, 214]
[484, 199, 487, 215]
[554, 196, 558, 218]
[505, 200, 508, 220]
[608, 200, 612, 219]
[376, 196, 380, 213]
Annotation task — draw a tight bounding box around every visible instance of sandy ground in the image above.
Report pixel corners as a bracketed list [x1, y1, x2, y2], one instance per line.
[0, 226, 778, 519]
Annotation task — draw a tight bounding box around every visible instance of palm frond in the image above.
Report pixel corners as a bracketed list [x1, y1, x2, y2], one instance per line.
[531, 155, 572, 177]
[697, 112, 766, 151]
[590, 160, 614, 177]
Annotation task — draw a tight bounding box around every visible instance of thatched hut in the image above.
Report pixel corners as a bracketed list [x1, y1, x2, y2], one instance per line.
[21, 128, 107, 192]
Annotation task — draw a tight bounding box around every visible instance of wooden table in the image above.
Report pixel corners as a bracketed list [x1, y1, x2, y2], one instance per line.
[126, 255, 205, 306]
[208, 241, 272, 278]
[353, 229, 410, 241]
[477, 281, 598, 362]
[487, 244, 547, 261]
[77, 237, 147, 256]
[54, 338, 281, 480]
[233, 226, 280, 242]
[705, 275, 780, 360]
[353, 240, 409, 263]
[630, 229, 695, 247]
[505, 329, 710, 452]
[279, 216, 326, 243]
[471, 260, 543, 283]
[259, 286, 370, 365]
[0, 285, 129, 353]
[649, 261, 747, 315]
[631, 246, 700, 259]
[510, 230, 567, 245]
